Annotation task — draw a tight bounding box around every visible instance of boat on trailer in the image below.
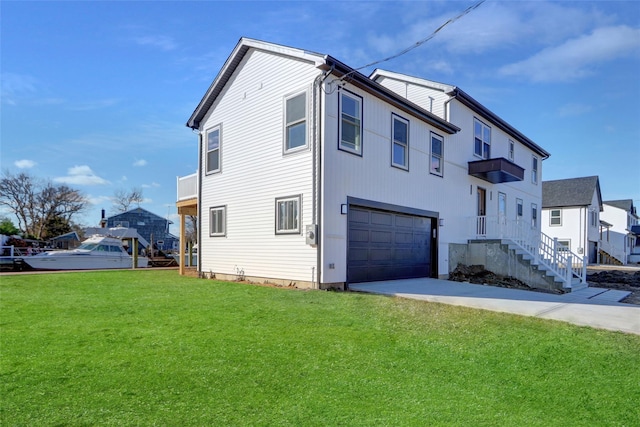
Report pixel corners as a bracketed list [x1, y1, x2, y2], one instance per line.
[23, 234, 149, 270]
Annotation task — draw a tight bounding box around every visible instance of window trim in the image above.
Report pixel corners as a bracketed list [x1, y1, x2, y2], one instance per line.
[531, 203, 538, 228]
[550, 209, 562, 226]
[558, 239, 571, 252]
[516, 198, 524, 220]
[532, 155, 539, 184]
[391, 114, 409, 171]
[275, 195, 302, 235]
[283, 91, 308, 154]
[209, 205, 226, 237]
[430, 132, 444, 177]
[205, 125, 222, 175]
[508, 140, 515, 162]
[473, 117, 491, 159]
[338, 89, 363, 156]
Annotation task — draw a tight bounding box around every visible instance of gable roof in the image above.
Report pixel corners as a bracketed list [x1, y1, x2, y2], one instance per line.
[604, 199, 636, 214]
[186, 38, 459, 135]
[542, 176, 602, 210]
[107, 207, 173, 225]
[369, 69, 550, 159]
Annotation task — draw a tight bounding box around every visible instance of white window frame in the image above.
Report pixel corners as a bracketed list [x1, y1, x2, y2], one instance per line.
[209, 206, 226, 237]
[338, 90, 363, 156]
[283, 91, 307, 154]
[508, 140, 515, 162]
[430, 132, 444, 177]
[474, 118, 491, 159]
[550, 209, 562, 226]
[532, 155, 538, 184]
[391, 114, 409, 170]
[531, 203, 538, 228]
[558, 239, 571, 252]
[516, 198, 524, 220]
[205, 125, 221, 174]
[275, 195, 301, 235]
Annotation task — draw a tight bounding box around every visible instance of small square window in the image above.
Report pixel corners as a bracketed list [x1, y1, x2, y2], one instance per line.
[209, 206, 226, 237]
[392, 115, 409, 170]
[558, 240, 570, 252]
[276, 195, 301, 234]
[430, 132, 443, 177]
[550, 209, 561, 226]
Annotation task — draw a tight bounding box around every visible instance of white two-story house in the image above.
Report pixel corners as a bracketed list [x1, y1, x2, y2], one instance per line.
[600, 199, 639, 265]
[177, 38, 556, 289]
[541, 176, 602, 264]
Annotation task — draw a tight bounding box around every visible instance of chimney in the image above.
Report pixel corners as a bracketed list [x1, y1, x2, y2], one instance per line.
[100, 209, 107, 228]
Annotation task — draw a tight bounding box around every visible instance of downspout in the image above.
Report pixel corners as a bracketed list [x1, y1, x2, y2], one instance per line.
[197, 131, 203, 275]
[443, 88, 457, 122]
[313, 66, 333, 290]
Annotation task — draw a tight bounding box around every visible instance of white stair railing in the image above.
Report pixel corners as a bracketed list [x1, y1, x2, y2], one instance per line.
[471, 216, 587, 288]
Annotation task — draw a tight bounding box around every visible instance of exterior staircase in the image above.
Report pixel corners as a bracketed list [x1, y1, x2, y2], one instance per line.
[475, 216, 588, 292]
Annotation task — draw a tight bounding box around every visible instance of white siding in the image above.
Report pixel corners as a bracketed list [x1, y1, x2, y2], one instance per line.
[198, 49, 320, 282]
[320, 80, 545, 282]
[376, 75, 449, 118]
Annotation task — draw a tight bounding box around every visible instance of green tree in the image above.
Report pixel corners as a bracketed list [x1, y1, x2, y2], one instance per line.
[0, 217, 20, 236]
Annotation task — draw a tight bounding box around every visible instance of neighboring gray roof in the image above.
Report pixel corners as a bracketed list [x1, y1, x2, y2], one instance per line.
[542, 176, 602, 210]
[604, 199, 634, 212]
[186, 37, 460, 135]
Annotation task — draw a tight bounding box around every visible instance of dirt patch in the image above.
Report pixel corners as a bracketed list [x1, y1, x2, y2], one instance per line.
[449, 264, 565, 295]
[586, 268, 640, 305]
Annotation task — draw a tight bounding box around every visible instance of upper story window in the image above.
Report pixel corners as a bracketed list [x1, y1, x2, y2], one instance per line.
[430, 132, 444, 177]
[206, 126, 221, 174]
[550, 209, 562, 226]
[532, 156, 539, 184]
[284, 92, 307, 153]
[474, 118, 491, 159]
[276, 195, 301, 234]
[590, 210, 597, 227]
[516, 198, 523, 220]
[339, 91, 362, 155]
[391, 114, 409, 170]
[508, 140, 515, 161]
[531, 203, 538, 228]
[209, 206, 226, 237]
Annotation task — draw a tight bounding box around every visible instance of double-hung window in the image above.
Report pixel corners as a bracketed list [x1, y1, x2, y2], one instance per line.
[276, 195, 301, 234]
[284, 92, 307, 153]
[532, 156, 538, 184]
[391, 114, 409, 170]
[516, 198, 523, 221]
[430, 132, 444, 176]
[206, 126, 221, 174]
[550, 209, 562, 226]
[474, 118, 491, 159]
[209, 206, 226, 237]
[339, 91, 362, 155]
[508, 140, 515, 161]
[531, 203, 538, 228]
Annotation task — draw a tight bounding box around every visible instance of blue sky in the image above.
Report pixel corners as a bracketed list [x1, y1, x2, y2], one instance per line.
[2, 1, 639, 234]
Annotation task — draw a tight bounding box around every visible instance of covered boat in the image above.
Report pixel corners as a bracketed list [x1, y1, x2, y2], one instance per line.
[23, 234, 149, 270]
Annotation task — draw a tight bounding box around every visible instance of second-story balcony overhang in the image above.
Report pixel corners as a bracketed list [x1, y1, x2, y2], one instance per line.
[468, 157, 524, 184]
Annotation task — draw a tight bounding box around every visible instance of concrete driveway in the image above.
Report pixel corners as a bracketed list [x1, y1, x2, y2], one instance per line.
[349, 278, 640, 335]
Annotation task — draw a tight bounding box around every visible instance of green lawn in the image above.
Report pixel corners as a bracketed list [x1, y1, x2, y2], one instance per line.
[1, 270, 639, 426]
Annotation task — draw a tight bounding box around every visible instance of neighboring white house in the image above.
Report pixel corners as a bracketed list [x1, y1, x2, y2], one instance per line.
[541, 176, 602, 264]
[600, 200, 639, 264]
[179, 38, 553, 289]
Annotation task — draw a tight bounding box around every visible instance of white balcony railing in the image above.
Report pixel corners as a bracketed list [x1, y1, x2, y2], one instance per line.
[471, 216, 587, 288]
[177, 173, 198, 202]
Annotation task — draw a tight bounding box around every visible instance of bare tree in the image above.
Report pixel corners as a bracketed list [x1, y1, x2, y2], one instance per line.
[186, 215, 198, 244]
[112, 187, 144, 213]
[0, 170, 87, 239]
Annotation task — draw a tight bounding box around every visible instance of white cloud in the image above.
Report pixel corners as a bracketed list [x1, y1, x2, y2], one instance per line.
[556, 103, 593, 118]
[133, 159, 147, 167]
[500, 25, 640, 83]
[141, 182, 160, 188]
[14, 159, 36, 169]
[53, 165, 110, 186]
[134, 35, 177, 51]
[1, 73, 38, 105]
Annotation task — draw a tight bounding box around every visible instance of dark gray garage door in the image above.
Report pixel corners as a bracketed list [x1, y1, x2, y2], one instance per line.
[347, 206, 435, 283]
